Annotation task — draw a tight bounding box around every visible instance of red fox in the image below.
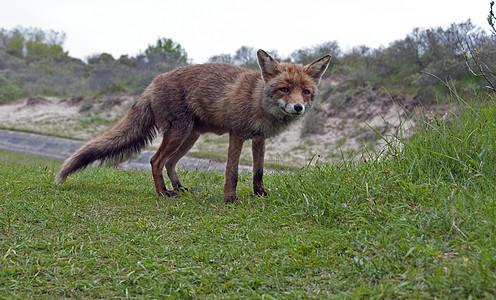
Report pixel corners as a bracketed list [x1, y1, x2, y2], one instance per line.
[55, 50, 331, 203]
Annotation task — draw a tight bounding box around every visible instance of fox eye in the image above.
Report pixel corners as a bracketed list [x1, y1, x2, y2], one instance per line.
[302, 89, 311, 95]
[280, 87, 290, 93]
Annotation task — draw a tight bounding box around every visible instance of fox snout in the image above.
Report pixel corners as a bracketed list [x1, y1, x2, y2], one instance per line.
[294, 104, 304, 112]
[276, 99, 307, 115]
[288, 103, 305, 114]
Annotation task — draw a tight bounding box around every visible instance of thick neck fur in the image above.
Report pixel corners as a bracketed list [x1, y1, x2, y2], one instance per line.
[227, 70, 305, 139]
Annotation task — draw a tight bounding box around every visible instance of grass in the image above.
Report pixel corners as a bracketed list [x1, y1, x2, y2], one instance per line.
[189, 136, 299, 171]
[1, 91, 496, 298]
[0, 150, 61, 166]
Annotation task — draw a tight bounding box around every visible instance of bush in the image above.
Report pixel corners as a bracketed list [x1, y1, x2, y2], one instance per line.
[0, 74, 21, 103]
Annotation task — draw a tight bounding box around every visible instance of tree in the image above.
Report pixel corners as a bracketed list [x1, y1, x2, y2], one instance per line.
[208, 46, 257, 67]
[0, 27, 67, 58]
[5, 28, 24, 57]
[144, 37, 188, 64]
[291, 41, 340, 65]
[208, 53, 233, 64]
[87, 53, 115, 64]
[233, 46, 256, 65]
[26, 41, 66, 57]
[489, 0, 496, 35]
[464, 1, 496, 91]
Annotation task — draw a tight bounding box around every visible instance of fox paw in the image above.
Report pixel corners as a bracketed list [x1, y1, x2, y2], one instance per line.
[174, 186, 189, 192]
[254, 188, 268, 197]
[224, 196, 242, 204]
[158, 190, 179, 197]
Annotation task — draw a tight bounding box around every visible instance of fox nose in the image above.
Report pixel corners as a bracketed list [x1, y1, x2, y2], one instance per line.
[294, 104, 303, 112]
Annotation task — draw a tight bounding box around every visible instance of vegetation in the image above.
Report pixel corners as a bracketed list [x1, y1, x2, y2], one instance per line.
[1, 19, 495, 104]
[464, 1, 496, 91]
[1, 89, 495, 298]
[209, 21, 495, 104]
[0, 27, 187, 103]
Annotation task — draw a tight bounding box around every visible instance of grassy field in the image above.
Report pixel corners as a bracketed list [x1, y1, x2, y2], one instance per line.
[1, 92, 496, 298]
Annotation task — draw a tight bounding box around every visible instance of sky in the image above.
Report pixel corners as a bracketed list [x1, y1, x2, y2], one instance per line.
[0, 0, 491, 63]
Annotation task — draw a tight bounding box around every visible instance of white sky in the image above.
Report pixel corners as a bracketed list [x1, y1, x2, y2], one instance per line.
[0, 0, 491, 63]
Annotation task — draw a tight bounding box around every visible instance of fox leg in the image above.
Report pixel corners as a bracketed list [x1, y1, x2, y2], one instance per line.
[150, 129, 189, 197]
[252, 136, 267, 197]
[165, 131, 200, 191]
[224, 131, 244, 203]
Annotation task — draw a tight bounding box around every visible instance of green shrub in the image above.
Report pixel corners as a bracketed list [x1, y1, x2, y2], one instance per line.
[0, 75, 22, 103]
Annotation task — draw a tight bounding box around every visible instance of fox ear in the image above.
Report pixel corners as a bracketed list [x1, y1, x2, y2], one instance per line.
[257, 49, 280, 81]
[304, 55, 331, 82]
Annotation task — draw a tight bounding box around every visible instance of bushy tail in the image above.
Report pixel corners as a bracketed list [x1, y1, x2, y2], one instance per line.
[55, 96, 157, 183]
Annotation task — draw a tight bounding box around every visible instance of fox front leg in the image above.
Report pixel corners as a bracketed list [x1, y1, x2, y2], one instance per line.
[224, 131, 244, 203]
[252, 136, 267, 197]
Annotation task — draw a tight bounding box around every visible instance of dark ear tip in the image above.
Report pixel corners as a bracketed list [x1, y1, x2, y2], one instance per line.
[322, 54, 332, 61]
[257, 49, 268, 57]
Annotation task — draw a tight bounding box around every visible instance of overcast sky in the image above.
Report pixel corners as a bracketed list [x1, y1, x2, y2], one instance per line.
[0, 0, 491, 63]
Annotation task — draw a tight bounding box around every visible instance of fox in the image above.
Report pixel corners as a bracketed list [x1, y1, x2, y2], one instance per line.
[55, 49, 331, 203]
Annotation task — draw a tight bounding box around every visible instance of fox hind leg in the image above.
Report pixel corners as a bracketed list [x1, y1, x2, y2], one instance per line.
[165, 131, 200, 191]
[151, 128, 191, 197]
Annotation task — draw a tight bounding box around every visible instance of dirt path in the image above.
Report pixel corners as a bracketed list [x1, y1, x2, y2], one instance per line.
[0, 129, 248, 172]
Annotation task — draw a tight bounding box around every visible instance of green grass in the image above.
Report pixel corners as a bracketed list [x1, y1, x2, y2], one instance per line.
[1, 92, 496, 298]
[0, 150, 61, 166]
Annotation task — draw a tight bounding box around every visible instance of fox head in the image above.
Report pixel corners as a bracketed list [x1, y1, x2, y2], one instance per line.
[257, 49, 331, 118]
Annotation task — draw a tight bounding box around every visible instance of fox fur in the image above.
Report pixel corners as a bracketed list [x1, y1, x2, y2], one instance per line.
[55, 50, 331, 203]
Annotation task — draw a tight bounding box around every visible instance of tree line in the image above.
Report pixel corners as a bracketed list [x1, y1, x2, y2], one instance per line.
[210, 20, 495, 101]
[0, 28, 188, 103]
[0, 18, 495, 104]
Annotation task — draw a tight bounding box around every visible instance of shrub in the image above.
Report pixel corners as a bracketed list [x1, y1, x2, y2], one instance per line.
[0, 74, 21, 103]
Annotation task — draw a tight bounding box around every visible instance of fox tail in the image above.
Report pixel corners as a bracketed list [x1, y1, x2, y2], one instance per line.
[55, 93, 157, 183]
